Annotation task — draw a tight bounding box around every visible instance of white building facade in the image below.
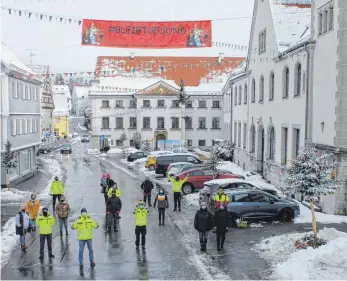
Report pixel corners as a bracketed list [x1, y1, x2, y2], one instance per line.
[90, 79, 224, 150]
[226, 0, 312, 185]
[1, 43, 42, 187]
[52, 85, 70, 137]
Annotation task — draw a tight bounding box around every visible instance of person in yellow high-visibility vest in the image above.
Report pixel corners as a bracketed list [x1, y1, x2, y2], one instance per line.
[133, 200, 149, 250]
[36, 207, 56, 261]
[168, 175, 188, 211]
[107, 180, 121, 198]
[50, 176, 64, 211]
[72, 207, 99, 269]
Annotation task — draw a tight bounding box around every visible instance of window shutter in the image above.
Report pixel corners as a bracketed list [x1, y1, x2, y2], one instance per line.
[17, 119, 22, 134]
[34, 88, 38, 101]
[21, 84, 25, 99]
[27, 118, 31, 133]
[36, 119, 39, 132]
[11, 120, 17, 136]
[23, 119, 27, 134]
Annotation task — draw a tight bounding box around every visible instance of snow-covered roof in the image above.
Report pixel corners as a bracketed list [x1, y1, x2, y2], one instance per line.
[1, 43, 36, 75]
[74, 86, 90, 99]
[270, 0, 311, 53]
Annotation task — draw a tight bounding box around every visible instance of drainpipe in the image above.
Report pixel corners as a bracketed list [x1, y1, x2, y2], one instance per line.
[230, 82, 234, 143]
[304, 43, 310, 141]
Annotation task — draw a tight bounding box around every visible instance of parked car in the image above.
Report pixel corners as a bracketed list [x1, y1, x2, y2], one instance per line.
[175, 168, 243, 194]
[145, 151, 173, 171]
[81, 135, 90, 142]
[127, 151, 150, 162]
[37, 144, 52, 155]
[72, 132, 79, 138]
[60, 143, 72, 154]
[171, 147, 189, 153]
[225, 189, 300, 224]
[155, 153, 202, 176]
[167, 162, 203, 176]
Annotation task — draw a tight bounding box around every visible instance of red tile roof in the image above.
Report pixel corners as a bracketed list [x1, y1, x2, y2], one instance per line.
[95, 56, 244, 86]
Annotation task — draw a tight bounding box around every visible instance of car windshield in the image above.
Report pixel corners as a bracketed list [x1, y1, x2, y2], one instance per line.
[62, 144, 71, 148]
[82, 135, 88, 137]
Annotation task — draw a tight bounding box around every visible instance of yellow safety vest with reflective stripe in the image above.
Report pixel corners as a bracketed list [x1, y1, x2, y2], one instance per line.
[168, 176, 188, 193]
[107, 187, 121, 198]
[36, 214, 55, 234]
[134, 207, 149, 226]
[72, 214, 99, 240]
[50, 181, 64, 195]
[214, 193, 230, 203]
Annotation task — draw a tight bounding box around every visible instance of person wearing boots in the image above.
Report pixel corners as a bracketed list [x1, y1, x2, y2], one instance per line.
[100, 173, 111, 205]
[36, 207, 56, 260]
[141, 177, 154, 207]
[213, 205, 229, 251]
[72, 208, 99, 268]
[49, 176, 64, 211]
[168, 175, 188, 211]
[55, 195, 71, 236]
[15, 203, 30, 251]
[25, 194, 40, 231]
[153, 188, 169, 226]
[194, 202, 213, 252]
[106, 190, 122, 232]
[133, 200, 149, 249]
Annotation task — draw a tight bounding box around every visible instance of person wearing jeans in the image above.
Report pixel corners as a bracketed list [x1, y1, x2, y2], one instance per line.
[36, 207, 56, 260]
[15, 203, 30, 251]
[50, 176, 64, 211]
[213, 205, 229, 251]
[25, 194, 40, 231]
[72, 208, 99, 268]
[55, 195, 71, 236]
[133, 200, 149, 249]
[153, 188, 169, 226]
[194, 202, 213, 252]
[168, 175, 188, 211]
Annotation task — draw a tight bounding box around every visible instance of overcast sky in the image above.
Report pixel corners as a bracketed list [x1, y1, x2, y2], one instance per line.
[1, 0, 254, 73]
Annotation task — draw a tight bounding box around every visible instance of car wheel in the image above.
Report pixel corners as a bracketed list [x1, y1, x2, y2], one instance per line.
[279, 208, 293, 222]
[182, 183, 193, 195]
[228, 212, 237, 227]
[149, 165, 155, 171]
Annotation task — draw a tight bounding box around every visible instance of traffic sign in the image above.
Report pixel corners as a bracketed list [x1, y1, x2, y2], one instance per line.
[99, 135, 105, 140]
[45, 133, 50, 138]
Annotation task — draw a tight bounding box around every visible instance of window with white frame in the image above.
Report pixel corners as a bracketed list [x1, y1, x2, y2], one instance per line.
[11, 119, 16, 136]
[34, 87, 37, 101]
[129, 117, 137, 129]
[234, 87, 237, 105]
[12, 81, 18, 98]
[238, 123, 241, 147]
[269, 72, 275, 100]
[101, 100, 110, 108]
[143, 117, 151, 129]
[292, 128, 300, 158]
[234, 122, 237, 144]
[143, 100, 151, 108]
[283, 67, 290, 98]
[329, 6, 334, 31]
[212, 117, 220, 129]
[187, 140, 193, 146]
[129, 99, 137, 108]
[258, 29, 266, 54]
[157, 117, 165, 129]
[294, 63, 302, 96]
[199, 117, 206, 129]
[244, 84, 248, 104]
[323, 9, 328, 33]
[281, 127, 288, 164]
[28, 87, 32, 100]
[318, 12, 323, 35]
[25, 85, 29, 100]
[199, 140, 206, 147]
[172, 100, 180, 108]
[238, 86, 242, 105]
[115, 100, 124, 108]
[250, 125, 255, 153]
[259, 75, 264, 102]
[158, 100, 165, 108]
[17, 119, 22, 134]
[185, 116, 193, 129]
[116, 117, 123, 129]
[198, 100, 206, 108]
[102, 117, 110, 129]
[186, 100, 193, 108]
[212, 100, 220, 108]
[116, 140, 124, 146]
[243, 123, 247, 148]
[268, 126, 275, 160]
[27, 118, 32, 133]
[251, 79, 256, 102]
[23, 119, 27, 134]
[171, 117, 179, 129]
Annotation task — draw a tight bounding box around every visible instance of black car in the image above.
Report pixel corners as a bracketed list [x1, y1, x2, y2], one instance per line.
[60, 143, 72, 154]
[37, 144, 52, 155]
[155, 153, 202, 176]
[127, 151, 150, 162]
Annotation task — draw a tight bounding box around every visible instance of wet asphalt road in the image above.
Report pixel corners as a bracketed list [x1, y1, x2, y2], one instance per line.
[3, 123, 347, 279]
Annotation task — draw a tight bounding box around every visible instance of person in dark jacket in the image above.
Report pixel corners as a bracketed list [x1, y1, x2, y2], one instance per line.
[106, 190, 122, 232]
[213, 205, 229, 251]
[15, 203, 30, 251]
[100, 173, 111, 206]
[194, 202, 213, 251]
[141, 177, 154, 207]
[153, 188, 169, 226]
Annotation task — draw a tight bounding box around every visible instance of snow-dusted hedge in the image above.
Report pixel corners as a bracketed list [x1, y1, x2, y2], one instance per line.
[213, 141, 234, 161]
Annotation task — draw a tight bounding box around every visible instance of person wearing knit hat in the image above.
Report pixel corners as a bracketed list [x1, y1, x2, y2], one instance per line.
[194, 201, 213, 252]
[133, 200, 149, 249]
[72, 207, 99, 268]
[36, 207, 56, 260]
[15, 203, 30, 251]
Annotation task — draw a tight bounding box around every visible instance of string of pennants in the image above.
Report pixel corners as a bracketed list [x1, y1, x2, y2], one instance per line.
[2, 6, 282, 56]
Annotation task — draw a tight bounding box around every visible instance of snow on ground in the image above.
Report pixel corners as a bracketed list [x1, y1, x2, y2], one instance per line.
[87, 148, 101, 155]
[125, 147, 139, 153]
[100, 153, 108, 157]
[185, 193, 200, 207]
[255, 227, 347, 279]
[193, 148, 211, 158]
[249, 223, 264, 228]
[295, 202, 347, 224]
[107, 148, 122, 154]
[1, 158, 62, 269]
